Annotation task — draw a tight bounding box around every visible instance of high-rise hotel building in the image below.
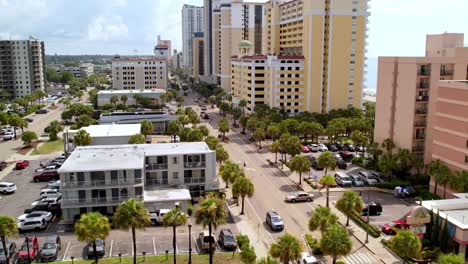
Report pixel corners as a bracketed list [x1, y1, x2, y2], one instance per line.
[182, 4, 204, 69]
[209, 0, 369, 114]
[0, 36, 46, 98]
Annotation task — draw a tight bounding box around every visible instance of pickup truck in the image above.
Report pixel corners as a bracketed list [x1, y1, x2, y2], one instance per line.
[149, 209, 170, 225]
[284, 191, 314, 203]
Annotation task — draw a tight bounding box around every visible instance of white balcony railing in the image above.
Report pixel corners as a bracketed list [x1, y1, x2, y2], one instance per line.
[61, 179, 142, 189]
[61, 195, 143, 207]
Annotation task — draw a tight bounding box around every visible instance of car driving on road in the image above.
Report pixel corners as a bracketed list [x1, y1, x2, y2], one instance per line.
[266, 211, 284, 231]
[284, 191, 314, 203]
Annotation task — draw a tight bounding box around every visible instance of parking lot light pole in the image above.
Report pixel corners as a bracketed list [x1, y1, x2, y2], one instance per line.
[365, 191, 370, 243]
[188, 224, 192, 264]
[71, 256, 74, 264]
[143, 251, 146, 261]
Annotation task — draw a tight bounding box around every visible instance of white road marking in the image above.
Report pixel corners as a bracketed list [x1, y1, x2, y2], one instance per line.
[109, 240, 113, 257]
[153, 236, 157, 255]
[62, 241, 71, 261]
[193, 235, 200, 253]
[244, 198, 276, 243]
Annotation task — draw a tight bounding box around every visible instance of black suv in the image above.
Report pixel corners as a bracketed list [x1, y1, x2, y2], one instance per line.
[308, 156, 323, 170]
[218, 229, 237, 251]
[361, 202, 383, 216]
[332, 153, 347, 169]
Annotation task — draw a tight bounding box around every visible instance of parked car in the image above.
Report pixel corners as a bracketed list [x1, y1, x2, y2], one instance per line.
[301, 145, 310, 153]
[31, 197, 61, 207]
[343, 144, 355, 152]
[0, 182, 17, 194]
[381, 220, 410, 235]
[87, 239, 105, 258]
[39, 236, 61, 262]
[308, 144, 320, 152]
[334, 172, 352, 187]
[361, 202, 383, 216]
[3, 131, 14, 140]
[55, 153, 66, 160]
[0, 241, 17, 264]
[17, 217, 47, 232]
[35, 109, 49, 114]
[369, 171, 385, 182]
[358, 171, 379, 186]
[17, 211, 53, 223]
[218, 229, 237, 251]
[285, 191, 314, 203]
[40, 189, 62, 199]
[24, 201, 61, 216]
[336, 159, 347, 170]
[43, 126, 50, 133]
[18, 237, 39, 263]
[309, 156, 323, 170]
[33, 170, 59, 182]
[266, 211, 284, 231]
[394, 186, 418, 198]
[339, 151, 354, 162]
[334, 142, 344, 150]
[24, 118, 33, 123]
[198, 231, 216, 251]
[348, 173, 365, 187]
[318, 143, 328, 151]
[149, 209, 170, 225]
[15, 160, 29, 170]
[298, 252, 319, 264]
[47, 180, 61, 188]
[0, 161, 8, 171]
[200, 105, 207, 111]
[202, 113, 209, 119]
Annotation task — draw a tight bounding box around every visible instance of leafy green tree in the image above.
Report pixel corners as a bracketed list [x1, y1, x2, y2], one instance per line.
[0, 216, 18, 264]
[308, 207, 338, 233]
[395, 148, 416, 176]
[198, 125, 209, 137]
[186, 128, 204, 142]
[428, 159, 451, 198]
[166, 120, 181, 136]
[113, 199, 150, 264]
[208, 96, 217, 107]
[238, 99, 247, 115]
[257, 256, 279, 264]
[389, 230, 422, 261]
[320, 225, 353, 264]
[239, 115, 249, 134]
[220, 160, 244, 188]
[128, 134, 145, 144]
[267, 125, 281, 142]
[440, 216, 450, 252]
[75, 212, 110, 263]
[285, 136, 301, 160]
[205, 136, 219, 150]
[178, 115, 189, 128]
[449, 170, 468, 192]
[378, 154, 397, 180]
[0, 112, 8, 125]
[17, 118, 28, 133]
[269, 233, 303, 264]
[60, 71, 74, 84]
[48, 120, 63, 141]
[367, 142, 382, 168]
[270, 141, 281, 164]
[21, 131, 38, 147]
[74, 129, 92, 146]
[382, 138, 396, 155]
[195, 197, 227, 264]
[350, 131, 368, 154]
[7, 114, 22, 139]
[336, 191, 364, 226]
[437, 253, 464, 264]
[140, 120, 154, 136]
[219, 102, 230, 117]
[176, 95, 184, 106]
[231, 107, 242, 127]
[288, 155, 311, 185]
[162, 208, 188, 264]
[320, 175, 336, 208]
[246, 117, 259, 135]
[120, 95, 128, 106]
[216, 145, 229, 165]
[317, 151, 337, 176]
[188, 112, 200, 128]
[218, 117, 230, 139]
[253, 128, 266, 149]
[75, 114, 97, 129]
[232, 176, 254, 215]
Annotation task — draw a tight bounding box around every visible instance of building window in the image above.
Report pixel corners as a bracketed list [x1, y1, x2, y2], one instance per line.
[466, 156, 468, 164]
[173, 157, 178, 164]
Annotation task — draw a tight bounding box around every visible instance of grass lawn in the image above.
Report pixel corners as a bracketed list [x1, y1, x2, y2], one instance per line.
[31, 139, 64, 155]
[50, 253, 242, 264]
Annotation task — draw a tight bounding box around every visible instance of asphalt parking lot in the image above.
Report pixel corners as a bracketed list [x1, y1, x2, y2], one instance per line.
[0, 157, 240, 261]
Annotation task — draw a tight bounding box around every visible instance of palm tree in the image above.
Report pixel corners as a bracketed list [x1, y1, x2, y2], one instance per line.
[74, 129, 92, 146]
[336, 191, 364, 226]
[428, 159, 451, 197]
[0, 216, 18, 264]
[270, 141, 281, 164]
[162, 208, 188, 264]
[140, 120, 154, 136]
[317, 151, 337, 176]
[308, 207, 338, 233]
[382, 138, 396, 155]
[269, 233, 303, 264]
[219, 160, 244, 188]
[253, 128, 266, 149]
[215, 145, 229, 165]
[232, 176, 255, 214]
[320, 225, 353, 264]
[239, 115, 249, 134]
[320, 175, 336, 208]
[288, 155, 311, 185]
[257, 256, 279, 264]
[378, 154, 397, 180]
[120, 95, 128, 106]
[267, 125, 280, 142]
[113, 199, 150, 264]
[218, 117, 230, 140]
[75, 212, 110, 263]
[238, 99, 247, 115]
[195, 197, 227, 264]
[110, 95, 119, 108]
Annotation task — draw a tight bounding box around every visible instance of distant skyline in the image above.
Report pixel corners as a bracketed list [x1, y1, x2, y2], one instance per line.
[1, 0, 467, 89]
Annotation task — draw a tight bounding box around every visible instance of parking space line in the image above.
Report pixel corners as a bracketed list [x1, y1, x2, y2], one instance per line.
[109, 240, 113, 257]
[153, 236, 156, 255]
[62, 241, 71, 261]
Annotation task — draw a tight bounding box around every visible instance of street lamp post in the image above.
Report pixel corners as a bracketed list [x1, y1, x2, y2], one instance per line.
[365, 191, 370, 243]
[188, 224, 192, 264]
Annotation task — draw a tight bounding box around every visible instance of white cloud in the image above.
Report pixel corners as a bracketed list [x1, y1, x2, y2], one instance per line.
[84, 15, 128, 41]
[0, 32, 22, 40]
[110, 0, 127, 7]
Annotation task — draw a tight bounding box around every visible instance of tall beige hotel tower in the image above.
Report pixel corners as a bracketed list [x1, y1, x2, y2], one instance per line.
[208, 0, 370, 113]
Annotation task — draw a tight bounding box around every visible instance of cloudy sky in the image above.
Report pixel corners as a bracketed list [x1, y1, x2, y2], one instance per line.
[1, 0, 467, 88]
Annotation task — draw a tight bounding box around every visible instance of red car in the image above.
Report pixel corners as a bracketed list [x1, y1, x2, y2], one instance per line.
[18, 236, 39, 263]
[16, 160, 30, 170]
[381, 220, 411, 235]
[302, 145, 310, 153]
[33, 170, 59, 182]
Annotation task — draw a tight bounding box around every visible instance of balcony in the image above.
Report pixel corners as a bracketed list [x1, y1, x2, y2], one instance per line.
[440, 70, 453, 76]
[415, 134, 426, 140]
[417, 82, 429, 89]
[184, 162, 206, 169]
[416, 95, 429, 102]
[414, 121, 427, 127]
[417, 70, 431, 76]
[145, 163, 168, 170]
[61, 178, 142, 189]
[412, 146, 425, 153]
[184, 177, 206, 184]
[61, 195, 143, 208]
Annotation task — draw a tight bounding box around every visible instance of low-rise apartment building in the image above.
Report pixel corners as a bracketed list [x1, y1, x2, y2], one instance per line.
[96, 89, 166, 108]
[58, 143, 217, 223]
[66, 124, 141, 146]
[99, 111, 176, 134]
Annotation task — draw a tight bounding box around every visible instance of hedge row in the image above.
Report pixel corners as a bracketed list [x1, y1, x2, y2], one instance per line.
[350, 211, 381, 238]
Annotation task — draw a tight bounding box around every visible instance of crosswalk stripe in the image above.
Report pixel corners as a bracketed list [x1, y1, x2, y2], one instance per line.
[344, 252, 379, 264]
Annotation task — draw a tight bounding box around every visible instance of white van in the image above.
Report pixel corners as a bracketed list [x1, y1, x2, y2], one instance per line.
[334, 172, 352, 187]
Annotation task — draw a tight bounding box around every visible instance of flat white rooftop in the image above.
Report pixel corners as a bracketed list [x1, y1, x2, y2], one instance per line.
[144, 188, 191, 203]
[58, 142, 212, 173]
[98, 89, 166, 95]
[421, 194, 468, 229]
[68, 124, 141, 138]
